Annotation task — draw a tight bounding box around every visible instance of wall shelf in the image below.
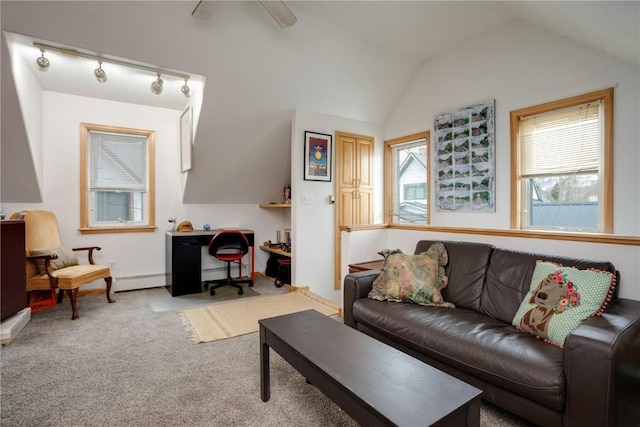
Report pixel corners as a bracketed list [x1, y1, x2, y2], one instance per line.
[259, 203, 291, 209]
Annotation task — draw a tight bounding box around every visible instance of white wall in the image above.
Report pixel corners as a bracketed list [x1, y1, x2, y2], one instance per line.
[342, 225, 640, 300]
[386, 21, 640, 235]
[375, 21, 640, 301]
[3, 92, 288, 291]
[291, 109, 383, 303]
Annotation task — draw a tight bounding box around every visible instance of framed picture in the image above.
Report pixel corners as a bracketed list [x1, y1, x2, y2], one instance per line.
[180, 106, 193, 172]
[304, 131, 332, 181]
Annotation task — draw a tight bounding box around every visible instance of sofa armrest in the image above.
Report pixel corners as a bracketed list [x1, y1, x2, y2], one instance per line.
[343, 270, 379, 328]
[564, 298, 640, 427]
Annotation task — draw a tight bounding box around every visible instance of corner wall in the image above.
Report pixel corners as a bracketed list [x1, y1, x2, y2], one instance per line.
[291, 109, 383, 304]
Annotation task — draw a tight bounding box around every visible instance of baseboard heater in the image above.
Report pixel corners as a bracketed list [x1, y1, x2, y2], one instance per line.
[114, 264, 250, 292]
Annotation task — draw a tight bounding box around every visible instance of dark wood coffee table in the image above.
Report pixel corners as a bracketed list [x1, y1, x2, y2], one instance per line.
[259, 309, 482, 426]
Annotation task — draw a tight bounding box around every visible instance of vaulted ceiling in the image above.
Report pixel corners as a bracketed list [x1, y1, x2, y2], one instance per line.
[2, 1, 638, 203]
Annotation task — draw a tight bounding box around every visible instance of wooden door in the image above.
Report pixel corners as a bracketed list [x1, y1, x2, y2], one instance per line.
[336, 133, 373, 226]
[334, 131, 374, 289]
[355, 136, 373, 224]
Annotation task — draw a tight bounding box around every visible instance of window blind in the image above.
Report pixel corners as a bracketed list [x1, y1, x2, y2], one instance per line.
[520, 101, 602, 177]
[89, 131, 147, 191]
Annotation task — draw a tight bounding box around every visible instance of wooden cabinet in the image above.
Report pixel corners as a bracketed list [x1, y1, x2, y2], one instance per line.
[336, 132, 374, 226]
[1, 220, 27, 320]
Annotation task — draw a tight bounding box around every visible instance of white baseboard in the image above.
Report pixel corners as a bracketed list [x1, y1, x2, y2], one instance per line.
[112, 265, 249, 292]
[1, 307, 31, 345]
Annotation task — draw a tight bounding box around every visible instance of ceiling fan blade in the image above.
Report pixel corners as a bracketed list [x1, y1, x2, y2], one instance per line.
[192, 0, 220, 20]
[260, 1, 297, 28]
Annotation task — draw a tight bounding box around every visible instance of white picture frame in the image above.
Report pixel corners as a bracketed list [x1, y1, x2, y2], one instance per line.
[180, 106, 193, 172]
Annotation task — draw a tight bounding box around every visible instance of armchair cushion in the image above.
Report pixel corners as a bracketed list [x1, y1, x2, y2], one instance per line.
[29, 246, 79, 275]
[27, 264, 111, 291]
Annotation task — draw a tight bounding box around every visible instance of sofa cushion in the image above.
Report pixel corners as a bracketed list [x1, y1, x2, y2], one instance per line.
[415, 240, 493, 311]
[368, 244, 452, 306]
[29, 246, 79, 275]
[480, 249, 618, 324]
[353, 298, 565, 411]
[512, 261, 616, 348]
[352, 298, 566, 411]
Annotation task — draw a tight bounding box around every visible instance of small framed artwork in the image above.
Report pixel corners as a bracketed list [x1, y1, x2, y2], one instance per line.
[283, 228, 291, 244]
[180, 106, 193, 172]
[304, 131, 332, 182]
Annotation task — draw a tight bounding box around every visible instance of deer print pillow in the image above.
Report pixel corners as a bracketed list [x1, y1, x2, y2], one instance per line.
[512, 261, 616, 348]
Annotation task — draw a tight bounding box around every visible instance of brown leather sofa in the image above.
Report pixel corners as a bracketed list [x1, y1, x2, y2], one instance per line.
[343, 240, 640, 427]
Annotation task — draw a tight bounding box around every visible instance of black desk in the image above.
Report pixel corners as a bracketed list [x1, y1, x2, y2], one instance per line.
[165, 229, 254, 297]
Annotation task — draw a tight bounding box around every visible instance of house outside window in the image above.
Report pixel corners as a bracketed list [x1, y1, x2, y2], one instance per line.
[385, 132, 430, 224]
[80, 123, 156, 234]
[510, 88, 613, 233]
[404, 183, 427, 200]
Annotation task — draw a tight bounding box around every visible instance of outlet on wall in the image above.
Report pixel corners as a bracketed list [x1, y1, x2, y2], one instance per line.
[109, 260, 115, 270]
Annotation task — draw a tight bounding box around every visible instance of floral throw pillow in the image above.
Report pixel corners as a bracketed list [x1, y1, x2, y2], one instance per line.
[368, 243, 454, 307]
[512, 261, 616, 348]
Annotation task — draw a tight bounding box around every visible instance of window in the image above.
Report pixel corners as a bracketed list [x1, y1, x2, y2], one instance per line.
[404, 183, 426, 200]
[80, 123, 156, 233]
[385, 132, 430, 224]
[510, 88, 613, 233]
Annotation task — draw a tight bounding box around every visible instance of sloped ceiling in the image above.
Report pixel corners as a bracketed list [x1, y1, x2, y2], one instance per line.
[1, 36, 42, 202]
[1, 1, 638, 204]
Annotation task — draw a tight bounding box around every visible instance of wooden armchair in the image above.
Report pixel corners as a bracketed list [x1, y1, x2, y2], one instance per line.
[15, 210, 114, 319]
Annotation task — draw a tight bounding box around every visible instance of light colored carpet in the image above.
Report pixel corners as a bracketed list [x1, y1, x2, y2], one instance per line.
[1, 278, 534, 426]
[181, 291, 340, 343]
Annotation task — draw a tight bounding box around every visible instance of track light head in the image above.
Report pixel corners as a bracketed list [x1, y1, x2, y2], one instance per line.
[181, 79, 191, 97]
[32, 42, 195, 97]
[150, 73, 163, 95]
[94, 61, 107, 83]
[36, 49, 49, 71]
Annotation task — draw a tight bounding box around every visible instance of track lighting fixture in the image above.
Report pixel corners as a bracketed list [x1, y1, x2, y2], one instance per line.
[94, 61, 107, 83]
[181, 78, 191, 97]
[32, 42, 193, 97]
[150, 73, 164, 95]
[36, 48, 49, 71]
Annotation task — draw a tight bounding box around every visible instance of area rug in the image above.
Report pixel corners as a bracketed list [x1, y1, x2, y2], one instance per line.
[180, 291, 340, 343]
[146, 285, 260, 312]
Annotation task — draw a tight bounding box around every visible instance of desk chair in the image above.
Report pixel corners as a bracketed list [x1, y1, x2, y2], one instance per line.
[203, 230, 253, 296]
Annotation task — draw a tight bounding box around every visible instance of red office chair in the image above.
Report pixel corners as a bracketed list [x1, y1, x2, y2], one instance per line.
[203, 230, 252, 296]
